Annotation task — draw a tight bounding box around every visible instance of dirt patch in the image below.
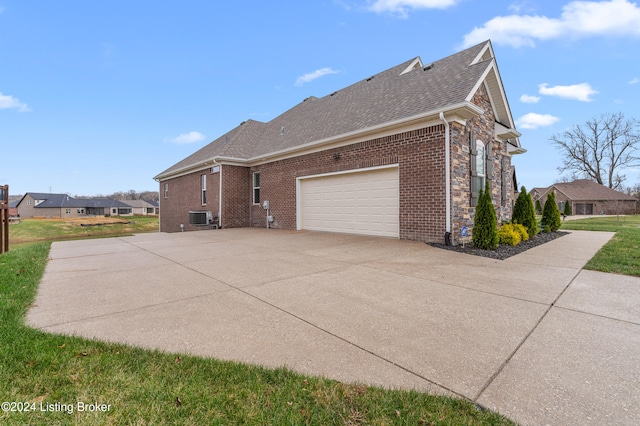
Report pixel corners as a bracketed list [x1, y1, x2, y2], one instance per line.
[30, 217, 131, 226]
[68, 217, 131, 226]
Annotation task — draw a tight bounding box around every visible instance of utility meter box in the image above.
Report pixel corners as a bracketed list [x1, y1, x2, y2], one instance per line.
[262, 200, 270, 210]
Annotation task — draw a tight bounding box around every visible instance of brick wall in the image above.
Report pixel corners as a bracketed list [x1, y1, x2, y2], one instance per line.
[221, 165, 251, 228]
[160, 170, 220, 232]
[243, 125, 447, 241]
[160, 87, 516, 242]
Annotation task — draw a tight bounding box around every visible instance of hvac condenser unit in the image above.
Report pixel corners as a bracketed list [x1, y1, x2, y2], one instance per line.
[189, 211, 213, 226]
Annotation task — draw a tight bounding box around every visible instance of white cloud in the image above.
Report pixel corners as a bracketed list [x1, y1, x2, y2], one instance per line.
[0, 92, 31, 112]
[508, 1, 536, 14]
[462, 0, 640, 48]
[538, 82, 598, 102]
[166, 131, 205, 144]
[368, 0, 459, 18]
[520, 94, 541, 103]
[516, 113, 560, 129]
[295, 67, 340, 86]
[630, 77, 639, 84]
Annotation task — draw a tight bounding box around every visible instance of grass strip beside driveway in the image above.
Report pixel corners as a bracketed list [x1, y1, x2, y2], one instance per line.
[0, 243, 513, 425]
[561, 215, 640, 277]
[8, 217, 160, 247]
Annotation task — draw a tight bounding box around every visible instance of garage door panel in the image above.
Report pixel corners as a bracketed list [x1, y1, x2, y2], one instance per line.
[299, 167, 399, 238]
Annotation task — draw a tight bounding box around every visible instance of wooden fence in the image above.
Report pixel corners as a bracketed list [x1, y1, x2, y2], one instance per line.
[0, 185, 8, 253]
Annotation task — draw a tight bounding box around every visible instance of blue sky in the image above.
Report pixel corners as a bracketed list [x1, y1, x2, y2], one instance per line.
[1, 0, 639, 197]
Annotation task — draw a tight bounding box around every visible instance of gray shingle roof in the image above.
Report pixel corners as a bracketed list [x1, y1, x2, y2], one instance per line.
[23, 193, 131, 209]
[552, 180, 637, 201]
[156, 40, 505, 179]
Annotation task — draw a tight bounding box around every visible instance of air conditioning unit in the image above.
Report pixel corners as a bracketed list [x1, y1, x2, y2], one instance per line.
[189, 211, 213, 226]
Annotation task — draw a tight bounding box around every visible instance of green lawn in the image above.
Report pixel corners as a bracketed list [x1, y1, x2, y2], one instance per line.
[8, 216, 159, 246]
[0, 238, 514, 424]
[561, 215, 640, 277]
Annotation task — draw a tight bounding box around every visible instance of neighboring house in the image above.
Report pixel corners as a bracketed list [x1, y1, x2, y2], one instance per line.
[154, 40, 525, 243]
[8, 200, 19, 217]
[16, 193, 134, 218]
[532, 179, 638, 215]
[122, 199, 159, 215]
[147, 200, 160, 215]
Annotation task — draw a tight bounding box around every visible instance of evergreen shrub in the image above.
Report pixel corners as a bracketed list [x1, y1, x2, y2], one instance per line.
[542, 191, 562, 232]
[512, 186, 538, 236]
[472, 181, 499, 250]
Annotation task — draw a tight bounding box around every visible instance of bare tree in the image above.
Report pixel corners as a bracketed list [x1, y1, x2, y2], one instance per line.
[627, 182, 640, 200]
[550, 112, 640, 189]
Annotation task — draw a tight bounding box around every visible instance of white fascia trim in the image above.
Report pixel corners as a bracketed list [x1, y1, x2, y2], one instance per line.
[154, 160, 218, 182]
[467, 61, 522, 147]
[488, 66, 517, 131]
[507, 143, 527, 155]
[496, 121, 521, 139]
[156, 102, 483, 179]
[400, 57, 423, 75]
[295, 164, 400, 231]
[483, 80, 500, 123]
[470, 41, 494, 65]
[247, 102, 483, 166]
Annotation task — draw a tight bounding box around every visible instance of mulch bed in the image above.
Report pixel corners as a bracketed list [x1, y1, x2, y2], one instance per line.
[428, 231, 570, 260]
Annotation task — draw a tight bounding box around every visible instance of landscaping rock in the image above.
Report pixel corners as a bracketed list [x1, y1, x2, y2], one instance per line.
[429, 231, 569, 260]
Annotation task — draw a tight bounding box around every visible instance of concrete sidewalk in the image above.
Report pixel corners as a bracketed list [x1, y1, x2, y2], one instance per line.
[27, 229, 640, 425]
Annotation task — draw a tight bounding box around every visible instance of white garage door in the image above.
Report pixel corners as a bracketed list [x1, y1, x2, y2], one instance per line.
[297, 166, 399, 238]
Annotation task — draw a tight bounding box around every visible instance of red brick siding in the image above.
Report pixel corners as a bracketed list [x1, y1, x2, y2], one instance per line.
[244, 125, 446, 242]
[159, 169, 220, 232]
[159, 86, 515, 242]
[221, 165, 251, 228]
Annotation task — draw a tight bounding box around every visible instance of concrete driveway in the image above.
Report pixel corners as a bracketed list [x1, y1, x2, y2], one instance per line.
[27, 228, 640, 425]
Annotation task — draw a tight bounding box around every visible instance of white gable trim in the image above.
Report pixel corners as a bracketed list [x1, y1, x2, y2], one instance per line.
[470, 41, 494, 65]
[400, 57, 423, 75]
[465, 60, 521, 149]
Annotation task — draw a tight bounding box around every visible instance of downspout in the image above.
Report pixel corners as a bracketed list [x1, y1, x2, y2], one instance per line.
[439, 112, 452, 245]
[214, 160, 222, 229]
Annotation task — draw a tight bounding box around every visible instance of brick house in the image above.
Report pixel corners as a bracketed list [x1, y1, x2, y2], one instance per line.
[532, 180, 638, 215]
[16, 193, 134, 218]
[154, 40, 525, 243]
[123, 199, 160, 216]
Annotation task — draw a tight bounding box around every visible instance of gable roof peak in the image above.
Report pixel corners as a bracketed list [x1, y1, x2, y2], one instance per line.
[155, 39, 521, 180]
[469, 40, 495, 65]
[399, 57, 423, 75]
